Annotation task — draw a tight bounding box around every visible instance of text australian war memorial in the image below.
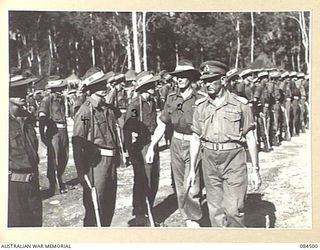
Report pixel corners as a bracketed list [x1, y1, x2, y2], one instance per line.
[8, 11, 310, 228]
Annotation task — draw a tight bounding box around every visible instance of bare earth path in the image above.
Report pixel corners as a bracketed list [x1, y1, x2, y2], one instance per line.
[38, 119, 311, 228]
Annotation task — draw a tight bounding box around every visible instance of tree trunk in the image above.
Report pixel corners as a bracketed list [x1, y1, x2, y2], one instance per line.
[250, 12, 255, 63]
[297, 51, 301, 72]
[272, 51, 276, 65]
[48, 29, 54, 59]
[90, 13, 96, 67]
[175, 43, 179, 66]
[37, 49, 42, 76]
[100, 45, 106, 72]
[17, 48, 21, 69]
[142, 11, 148, 71]
[75, 41, 79, 74]
[291, 53, 295, 70]
[132, 11, 141, 72]
[125, 25, 133, 69]
[235, 18, 241, 69]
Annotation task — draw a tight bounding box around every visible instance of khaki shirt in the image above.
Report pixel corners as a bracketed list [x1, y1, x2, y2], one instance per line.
[38, 93, 66, 123]
[73, 97, 121, 149]
[160, 90, 206, 135]
[192, 90, 255, 143]
[9, 111, 39, 172]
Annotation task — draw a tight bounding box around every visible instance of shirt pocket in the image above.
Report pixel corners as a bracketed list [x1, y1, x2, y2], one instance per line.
[9, 130, 26, 158]
[199, 113, 212, 136]
[223, 111, 242, 137]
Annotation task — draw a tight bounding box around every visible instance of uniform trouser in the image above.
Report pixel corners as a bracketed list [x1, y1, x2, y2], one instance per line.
[300, 100, 306, 132]
[8, 177, 42, 227]
[47, 128, 69, 189]
[129, 142, 160, 216]
[170, 137, 202, 221]
[83, 156, 118, 227]
[271, 103, 281, 145]
[291, 100, 301, 136]
[202, 147, 247, 227]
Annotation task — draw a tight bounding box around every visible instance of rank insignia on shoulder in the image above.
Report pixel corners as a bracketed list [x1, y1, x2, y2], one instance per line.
[234, 95, 249, 104]
[197, 90, 208, 97]
[167, 92, 176, 97]
[195, 97, 207, 106]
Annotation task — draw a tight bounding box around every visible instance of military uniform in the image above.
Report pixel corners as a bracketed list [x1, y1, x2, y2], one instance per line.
[160, 89, 205, 222]
[9, 73, 42, 227]
[124, 95, 159, 219]
[73, 96, 121, 226]
[192, 89, 255, 227]
[38, 91, 69, 193]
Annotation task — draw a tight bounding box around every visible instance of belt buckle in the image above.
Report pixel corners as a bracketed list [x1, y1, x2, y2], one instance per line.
[27, 173, 34, 182]
[213, 143, 220, 150]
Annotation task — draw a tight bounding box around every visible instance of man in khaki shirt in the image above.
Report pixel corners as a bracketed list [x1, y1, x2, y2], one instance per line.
[188, 60, 262, 227]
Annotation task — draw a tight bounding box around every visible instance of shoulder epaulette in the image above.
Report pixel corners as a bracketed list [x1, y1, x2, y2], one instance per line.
[233, 94, 249, 104]
[195, 97, 207, 106]
[167, 92, 176, 98]
[197, 90, 208, 97]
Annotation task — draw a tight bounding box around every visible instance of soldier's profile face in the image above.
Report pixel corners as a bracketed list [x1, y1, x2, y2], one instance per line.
[176, 77, 190, 89]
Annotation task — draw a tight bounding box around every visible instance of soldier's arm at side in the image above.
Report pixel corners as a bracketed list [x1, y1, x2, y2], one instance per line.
[245, 130, 262, 190]
[187, 132, 201, 187]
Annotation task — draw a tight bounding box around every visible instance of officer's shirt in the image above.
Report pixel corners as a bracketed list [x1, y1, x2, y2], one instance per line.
[192, 90, 255, 143]
[38, 92, 66, 123]
[124, 95, 157, 136]
[9, 111, 39, 172]
[73, 97, 120, 149]
[160, 90, 206, 135]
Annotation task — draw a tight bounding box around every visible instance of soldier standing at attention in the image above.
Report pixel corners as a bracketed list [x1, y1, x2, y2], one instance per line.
[187, 60, 262, 227]
[38, 76, 69, 195]
[72, 67, 121, 227]
[9, 73, 42, 227]
[145, 59, 206, 227]
[123, 71, 160, 226]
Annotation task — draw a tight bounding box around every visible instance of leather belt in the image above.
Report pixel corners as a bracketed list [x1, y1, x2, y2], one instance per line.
[173, 131, 192, 141]
[202, 141, 242, 151]
[56, 123, 67, 128]
[9, 171, 37, 183]
[99, 148, 116, 157]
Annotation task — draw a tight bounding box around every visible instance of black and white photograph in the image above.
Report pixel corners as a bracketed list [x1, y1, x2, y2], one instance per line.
[7, 10, 312, 231]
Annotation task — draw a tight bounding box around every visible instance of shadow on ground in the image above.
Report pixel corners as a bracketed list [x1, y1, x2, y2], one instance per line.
[244, 193, 276, 228]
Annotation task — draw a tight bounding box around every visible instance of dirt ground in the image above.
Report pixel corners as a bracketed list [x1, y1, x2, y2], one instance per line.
[37, 119, 311, 228]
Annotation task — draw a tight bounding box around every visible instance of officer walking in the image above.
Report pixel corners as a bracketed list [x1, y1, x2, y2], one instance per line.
[123, 71, 160, 226]
[145, 59, 206, 227]
[72, 67, 121, 227]
[9, 73, 42, 227]
[187, 60, 262, 227]
[38, 76, 69, 194]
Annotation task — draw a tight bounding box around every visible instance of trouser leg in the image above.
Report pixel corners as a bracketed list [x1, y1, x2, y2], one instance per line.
[171, 137, 202, 222]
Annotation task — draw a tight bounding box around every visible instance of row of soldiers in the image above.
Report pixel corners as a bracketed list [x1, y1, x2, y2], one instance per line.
[9, 59, 309, 227]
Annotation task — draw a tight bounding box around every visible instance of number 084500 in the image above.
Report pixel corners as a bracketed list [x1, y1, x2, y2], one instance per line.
[300, 244, 318, 248]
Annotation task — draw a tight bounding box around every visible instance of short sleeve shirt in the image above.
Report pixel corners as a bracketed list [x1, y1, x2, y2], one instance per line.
[192, 90, 255, 143]
[160, 90, 206, 135]
[124, 96, 157, 135]
[38, 93, 66, 123]
[73, 97, 119, 149]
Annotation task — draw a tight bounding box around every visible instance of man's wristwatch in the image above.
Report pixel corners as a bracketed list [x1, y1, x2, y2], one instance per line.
[253, 166, 260, 171]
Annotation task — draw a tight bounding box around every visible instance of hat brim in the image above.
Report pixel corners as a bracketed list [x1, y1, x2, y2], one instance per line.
[170, 69, 201, 79]
[10, 77, 40, 87]
[136, 75, 161, 92]
[200, 73, 223, 81]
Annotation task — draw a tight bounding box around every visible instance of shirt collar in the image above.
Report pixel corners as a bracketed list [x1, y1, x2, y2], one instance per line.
[88, 96, 100, 108]
[206, 89, 237, 107]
